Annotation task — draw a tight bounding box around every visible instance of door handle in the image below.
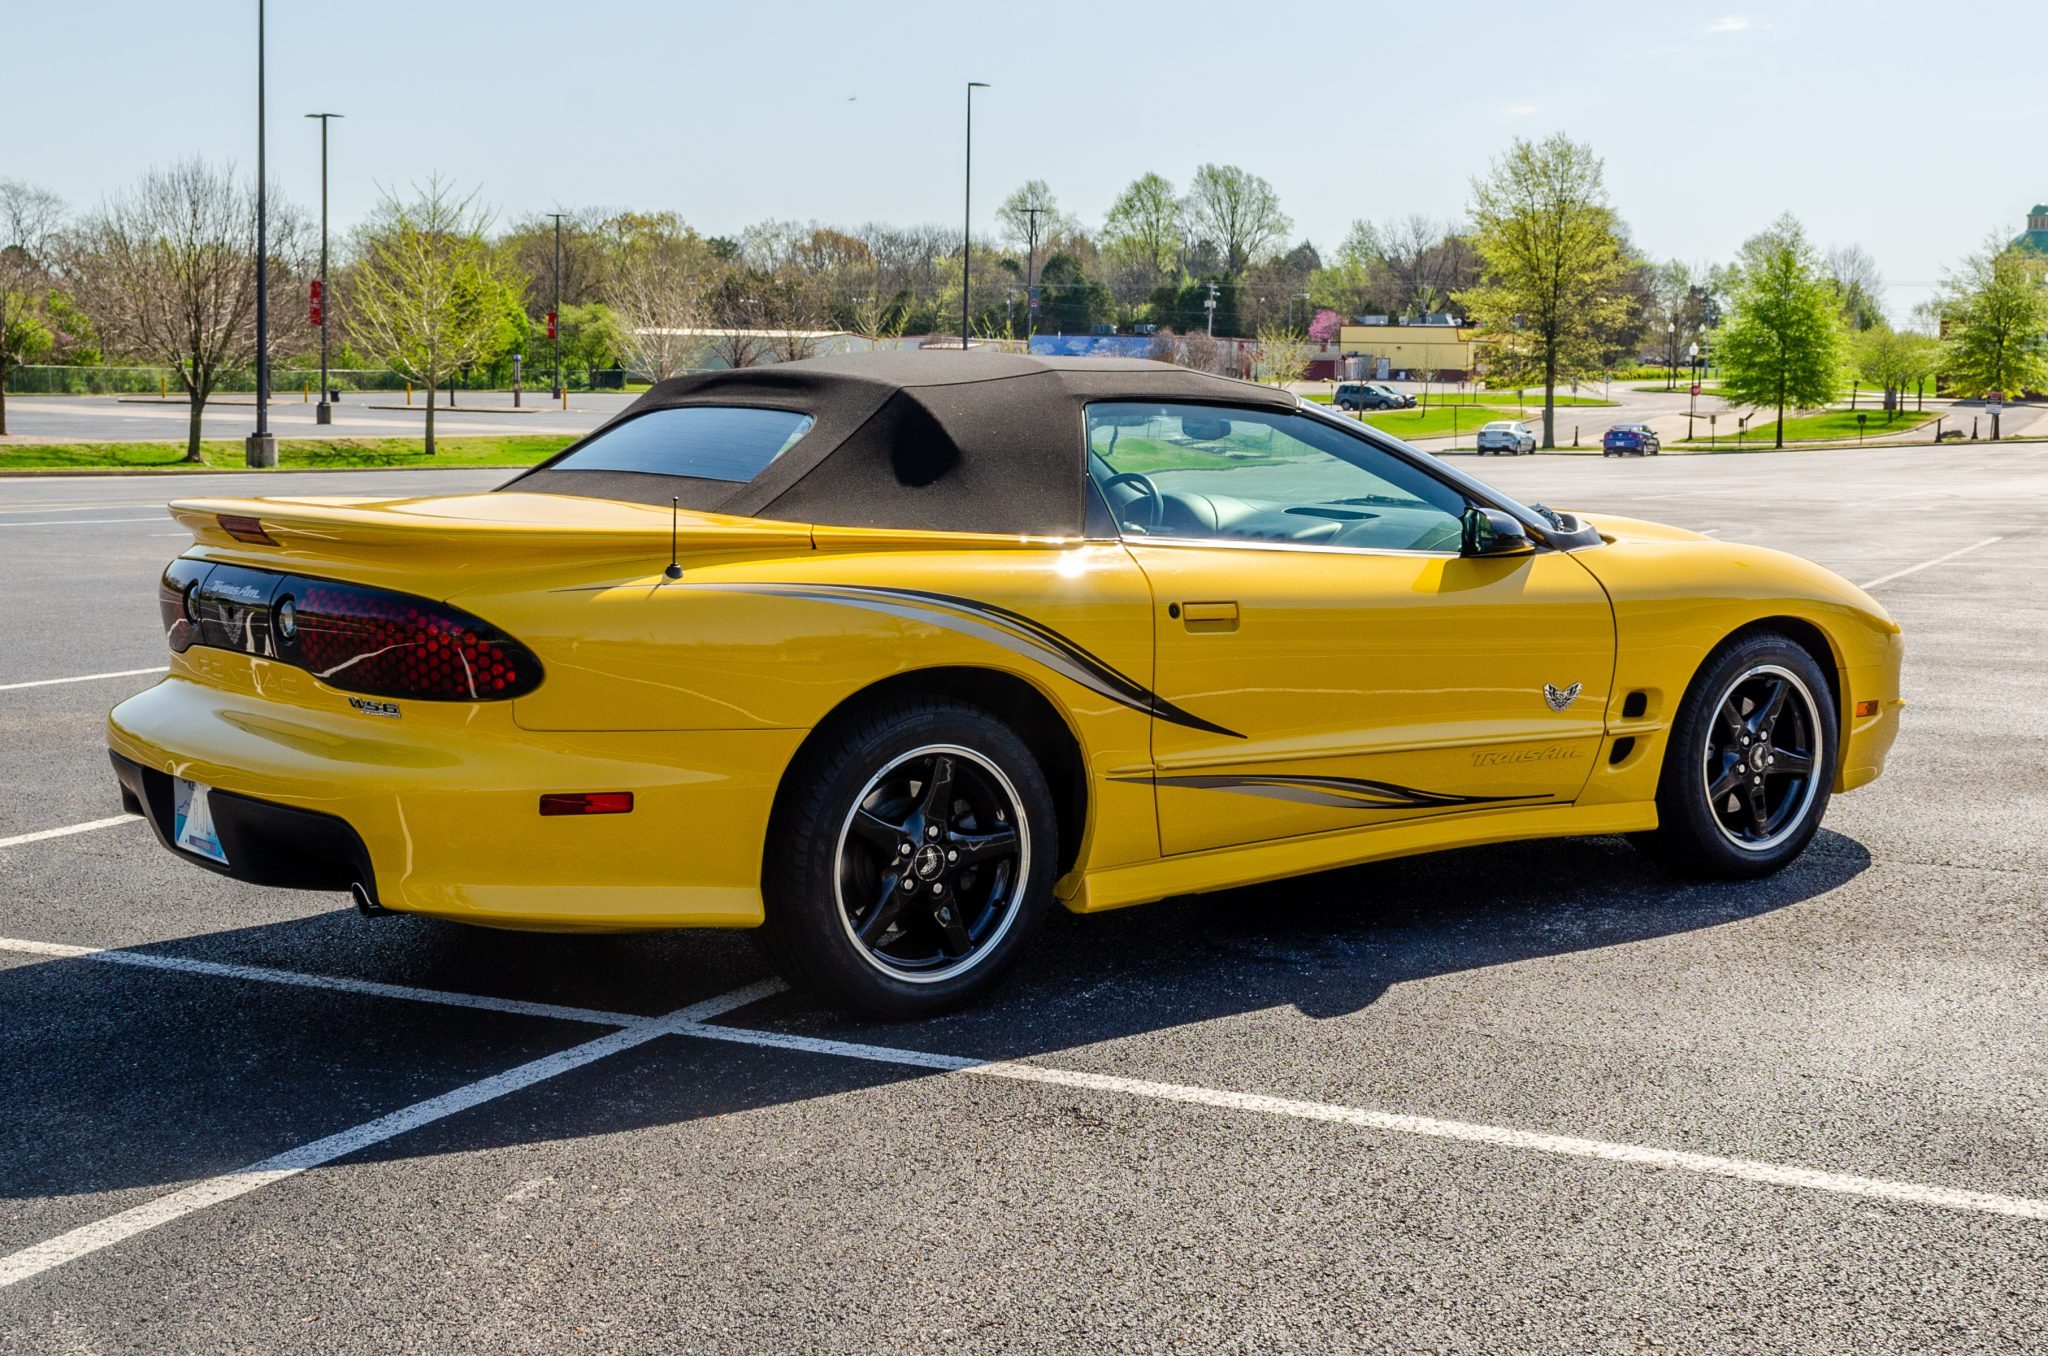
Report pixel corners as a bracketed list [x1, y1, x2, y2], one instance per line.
[1180, 600, 1239, 633]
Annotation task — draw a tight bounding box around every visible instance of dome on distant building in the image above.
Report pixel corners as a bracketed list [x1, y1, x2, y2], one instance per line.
[2018, 203, 2048, 253]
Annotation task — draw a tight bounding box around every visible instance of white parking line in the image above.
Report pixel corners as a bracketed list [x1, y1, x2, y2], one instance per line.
[0, 504, 154, 515]
[677, 1024, 2048, 1222]
[0, 936, 643, 1027]
[0, 517, 164, 528]
[1859, 536, 2004, 590]
[0, 816, 140, 850]
[16, 925, 2048, 1225]
[0, 667, 167, 693]
[0, 979, 782, 1290]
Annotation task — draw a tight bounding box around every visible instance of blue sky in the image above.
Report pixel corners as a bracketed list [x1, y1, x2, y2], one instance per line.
[9, 0, 2041, 319]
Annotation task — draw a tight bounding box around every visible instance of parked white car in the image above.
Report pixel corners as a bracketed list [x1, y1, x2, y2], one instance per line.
[1475, 420, 1536, 455]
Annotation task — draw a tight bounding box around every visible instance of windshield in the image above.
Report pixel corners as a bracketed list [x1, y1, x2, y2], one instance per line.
[549, 406, 816, 482]
[1293, 398, 1591, 546]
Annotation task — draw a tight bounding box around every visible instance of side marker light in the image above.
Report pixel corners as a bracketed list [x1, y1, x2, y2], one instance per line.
[539, 792, 635, 816]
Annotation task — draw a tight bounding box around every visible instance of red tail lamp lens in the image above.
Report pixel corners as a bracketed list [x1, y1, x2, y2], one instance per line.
[539, 792, 634, 816]
[286, 581, 543, 701]
[217, 514, 278, 545]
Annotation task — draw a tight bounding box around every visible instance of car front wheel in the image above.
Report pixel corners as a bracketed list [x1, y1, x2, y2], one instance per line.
[1636, 633, 1837, 878]
[760, 699, 1057, 1017]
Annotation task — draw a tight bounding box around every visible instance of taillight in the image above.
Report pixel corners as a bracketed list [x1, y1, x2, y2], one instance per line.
[285, 580, 541, 700]
[156, 561, 542, 701]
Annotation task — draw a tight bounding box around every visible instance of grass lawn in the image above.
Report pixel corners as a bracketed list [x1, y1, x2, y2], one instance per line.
[0, 435, 578, 472]
[1679, 408, 1941, 447]
[1349, 405, 1532, 440]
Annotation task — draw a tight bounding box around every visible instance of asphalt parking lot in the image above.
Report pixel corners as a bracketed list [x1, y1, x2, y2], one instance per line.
[1, 446, 2043, 1353]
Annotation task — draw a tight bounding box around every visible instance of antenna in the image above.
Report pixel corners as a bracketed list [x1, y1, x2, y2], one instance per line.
[663, 496, 683, 580]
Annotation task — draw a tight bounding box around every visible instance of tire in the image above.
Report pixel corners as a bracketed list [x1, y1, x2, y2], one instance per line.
[1635, 632, 1837, 878]
[759, 699, 1058, 1018]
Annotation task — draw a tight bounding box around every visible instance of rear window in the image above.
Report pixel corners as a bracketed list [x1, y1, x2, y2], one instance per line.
[550, 406, 816, 482]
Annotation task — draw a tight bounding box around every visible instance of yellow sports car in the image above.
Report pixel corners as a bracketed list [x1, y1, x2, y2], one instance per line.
[109, 354, 1903, 1016]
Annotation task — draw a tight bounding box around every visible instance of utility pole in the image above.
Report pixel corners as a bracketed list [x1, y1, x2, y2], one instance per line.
[245, 0, 276, 467]
[1023, 203, 1044, 343]
[305, 113, 341, 426]
[1205, 281, 1219, 337]
[548, 212, 566, 399]
[962, 82, 989, 351]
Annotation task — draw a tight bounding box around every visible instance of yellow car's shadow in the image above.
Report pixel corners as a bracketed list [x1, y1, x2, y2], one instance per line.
[6, 830, 1868, 1201]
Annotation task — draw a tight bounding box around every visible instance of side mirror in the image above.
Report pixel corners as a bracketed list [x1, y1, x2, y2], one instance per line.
[1460, 505, 1536, 557]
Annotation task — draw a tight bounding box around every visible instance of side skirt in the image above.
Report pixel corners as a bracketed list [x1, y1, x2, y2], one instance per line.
[1059, 801, 1658, 914]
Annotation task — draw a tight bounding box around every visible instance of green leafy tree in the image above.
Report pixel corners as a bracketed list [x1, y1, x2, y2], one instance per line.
[1101, 172, 1183, 298]
[1855, 324, 1941, 416]
[1937, 238, 2048, 399]
[1457, 134, 1633, 448]
[1036, 253, 1111, 334]
[347, 177, 521, 454]
[557, 302, 625, 378]
[1715, 215, 1846, 447]
[0, 181, 68, 434]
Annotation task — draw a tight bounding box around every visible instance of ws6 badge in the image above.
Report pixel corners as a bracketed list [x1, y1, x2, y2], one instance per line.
[347, 697, 402, 719]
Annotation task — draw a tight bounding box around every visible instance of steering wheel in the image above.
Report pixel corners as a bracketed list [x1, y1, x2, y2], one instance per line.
[1099, 472, 1164, 532]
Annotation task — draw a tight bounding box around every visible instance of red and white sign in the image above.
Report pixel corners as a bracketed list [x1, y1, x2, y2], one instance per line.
[546, 310, 558, 340]
[308, 278, 324, 326]
[1690, 382, 1701, 397]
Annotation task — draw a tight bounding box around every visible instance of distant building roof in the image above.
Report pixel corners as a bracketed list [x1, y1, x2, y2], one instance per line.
[2018, 204, 2048, 253]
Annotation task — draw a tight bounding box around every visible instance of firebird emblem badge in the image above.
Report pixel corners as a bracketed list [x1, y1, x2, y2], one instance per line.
[1543, 682, 1582, 712]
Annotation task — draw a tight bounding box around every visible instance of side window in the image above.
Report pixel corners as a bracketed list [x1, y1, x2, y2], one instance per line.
[1085, 402, 1468, 552]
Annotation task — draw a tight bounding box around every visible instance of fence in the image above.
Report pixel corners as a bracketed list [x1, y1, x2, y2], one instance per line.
[4, 365, 642, 396]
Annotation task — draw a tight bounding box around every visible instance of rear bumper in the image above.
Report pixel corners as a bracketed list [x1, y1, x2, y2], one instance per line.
[107, 673, 806, 930]
[112, 750, 378, 899]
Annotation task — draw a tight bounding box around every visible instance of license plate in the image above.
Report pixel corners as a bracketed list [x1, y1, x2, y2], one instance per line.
[172, 777, 229, 865]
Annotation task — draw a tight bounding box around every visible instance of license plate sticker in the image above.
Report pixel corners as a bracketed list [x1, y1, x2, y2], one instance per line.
[172, 777, 229, 865]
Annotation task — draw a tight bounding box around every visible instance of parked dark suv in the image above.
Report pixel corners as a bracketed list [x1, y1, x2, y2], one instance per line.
[1334, 382, 1415, 411]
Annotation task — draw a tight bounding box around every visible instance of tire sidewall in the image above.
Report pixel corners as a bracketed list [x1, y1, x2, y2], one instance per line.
[1655, 634, 1839, 878]
[763, 702, 1058, 1018]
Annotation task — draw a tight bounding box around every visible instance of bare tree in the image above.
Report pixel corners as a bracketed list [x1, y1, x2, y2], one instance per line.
[1253, 321, 1313, 387]
[71, 160, 303, 462]
[606, 213, 711, 382]
[1185, 165, 1291, 277]
[0, 180, 66, 436]
[1372, 215, 1480, 317]
[1825, 243, 1886, 330]
[347, 177, 520, 454]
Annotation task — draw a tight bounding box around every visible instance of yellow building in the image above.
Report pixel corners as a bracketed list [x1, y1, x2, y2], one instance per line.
[1337, 323, 1480, 381]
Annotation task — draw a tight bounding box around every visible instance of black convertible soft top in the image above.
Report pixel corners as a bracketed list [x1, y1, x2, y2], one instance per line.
[503, 351, 1295, 537]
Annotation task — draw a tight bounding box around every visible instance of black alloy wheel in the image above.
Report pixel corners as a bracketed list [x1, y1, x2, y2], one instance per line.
[835, 745, 1027, 981]
[760, 700, 1057, 1017]
[1636, 633, 1837, 878]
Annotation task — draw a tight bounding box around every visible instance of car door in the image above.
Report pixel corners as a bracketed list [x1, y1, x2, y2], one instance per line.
[1088, 401, 1616, 857]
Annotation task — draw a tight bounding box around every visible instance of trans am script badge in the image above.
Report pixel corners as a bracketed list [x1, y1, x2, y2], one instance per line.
[1543, 682, 1582, 712]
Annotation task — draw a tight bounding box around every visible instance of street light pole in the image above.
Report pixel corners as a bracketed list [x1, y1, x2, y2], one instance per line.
[962, 81, 989, 351]
[1023, 203, 1043, 344]
[245, 0, 276, 467]
[548, 212, 565, 399]
[1687, 340, 1699, 441]
[305, 113, 341, 426]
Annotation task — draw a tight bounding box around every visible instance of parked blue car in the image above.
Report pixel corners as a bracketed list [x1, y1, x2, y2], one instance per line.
[1603, 423, 1661, 456]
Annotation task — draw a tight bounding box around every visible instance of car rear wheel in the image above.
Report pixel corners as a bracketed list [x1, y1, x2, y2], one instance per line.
[1636, 633, 1836, 878]
[760, 699, 1057, 1018]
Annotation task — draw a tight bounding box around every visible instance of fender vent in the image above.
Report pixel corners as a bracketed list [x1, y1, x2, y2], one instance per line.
[1609, 737, 1636, 764]
[1621, 690, 1649, 719]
